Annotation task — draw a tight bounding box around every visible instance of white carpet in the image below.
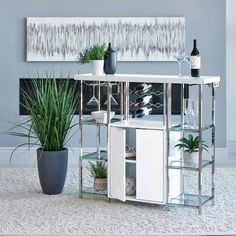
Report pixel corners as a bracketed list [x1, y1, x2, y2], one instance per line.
[0, 167, 236, 235]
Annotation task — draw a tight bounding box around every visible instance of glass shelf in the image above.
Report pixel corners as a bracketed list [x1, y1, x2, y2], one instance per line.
[82, 187, 107, 196]
[168, 124, 214, 133]
[169, 193, 213, 207]
[168, 159, 213, 171]
[81, 117, 120, 126]
[81, 150, 107, 161]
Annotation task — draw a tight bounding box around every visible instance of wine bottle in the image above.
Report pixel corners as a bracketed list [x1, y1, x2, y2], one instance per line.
[134, 83, 152, 95]
[134, 95, 152, 107]
[132, 107, 152, 118]
[190, 39, 201, 77]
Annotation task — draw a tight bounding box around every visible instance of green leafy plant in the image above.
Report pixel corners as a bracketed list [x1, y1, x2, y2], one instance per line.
[87, 161, 107, 179]
[76, 44, 106, 64]
[8, 73, 79, 153]
[174, 134, 208, 153]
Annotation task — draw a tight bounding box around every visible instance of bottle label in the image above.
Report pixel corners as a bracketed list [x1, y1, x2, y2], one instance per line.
[190, 56, 201, 69]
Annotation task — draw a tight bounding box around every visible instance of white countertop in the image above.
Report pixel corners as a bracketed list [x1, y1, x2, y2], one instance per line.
[74, 73, 220, 85]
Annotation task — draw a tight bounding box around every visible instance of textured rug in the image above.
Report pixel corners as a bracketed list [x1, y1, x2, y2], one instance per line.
[0, 167, 236, 235]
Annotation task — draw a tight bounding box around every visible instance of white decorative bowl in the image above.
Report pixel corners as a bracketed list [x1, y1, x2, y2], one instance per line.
[91, 110, 115, 124]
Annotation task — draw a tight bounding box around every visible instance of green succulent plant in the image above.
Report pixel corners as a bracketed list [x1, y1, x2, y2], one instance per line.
[87, 161, 107, 179]
[174, 134, 208, 153]
[76, 44, 106, 64]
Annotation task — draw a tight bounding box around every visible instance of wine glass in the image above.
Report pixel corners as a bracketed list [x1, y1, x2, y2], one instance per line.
[104, 83, 118, 106]
[173, 53, 186, 77]
[191, 100, 199, 129]
[184, 99, 192, 128]
[185, 56, 191, 77]
[87, 84, 99, 106]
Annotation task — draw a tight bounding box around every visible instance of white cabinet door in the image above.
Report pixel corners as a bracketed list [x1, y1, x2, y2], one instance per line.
[108, 127, 126, 201]
[136, 129, 165, 203]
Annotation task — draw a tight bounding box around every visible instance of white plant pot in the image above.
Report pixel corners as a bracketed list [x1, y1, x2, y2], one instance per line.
[91, 60, 104, 76]
[184, 151, 199, 165]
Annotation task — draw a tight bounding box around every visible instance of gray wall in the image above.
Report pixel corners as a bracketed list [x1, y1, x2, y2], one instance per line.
[227, 0, 236, 152]
[0, 0, 226, 147]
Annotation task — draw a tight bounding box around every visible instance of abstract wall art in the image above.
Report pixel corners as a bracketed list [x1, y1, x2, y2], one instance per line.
[26, 17, 185, 62]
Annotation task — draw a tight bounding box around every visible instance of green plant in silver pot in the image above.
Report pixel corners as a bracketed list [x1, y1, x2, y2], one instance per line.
[174, 134, 208, 165]
[8, 73, 78, 195]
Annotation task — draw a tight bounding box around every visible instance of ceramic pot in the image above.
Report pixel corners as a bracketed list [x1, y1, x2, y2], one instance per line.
[91, 60, 104, 76]
[184, 151, 199, 165]
[104, 43, 117, 74]
[94, 178, 107, 191]
[37, 148, 68, 195]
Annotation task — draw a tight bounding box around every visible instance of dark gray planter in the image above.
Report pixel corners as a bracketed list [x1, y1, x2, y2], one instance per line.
[37, 148, 68, 195]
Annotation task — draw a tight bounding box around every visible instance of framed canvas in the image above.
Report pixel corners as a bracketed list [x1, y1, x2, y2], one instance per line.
[26, 17, 185, 62]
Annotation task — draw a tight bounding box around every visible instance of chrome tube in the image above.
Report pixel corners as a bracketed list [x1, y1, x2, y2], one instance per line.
[107, 82, 112, 124]
[166, 83, 172, 207]
[79, 80, 83, 198]
[120, 82, 124, 121]
[124, 82, 130, 121]
[211, 84, 216, 205]
[198, 84, 203, 215]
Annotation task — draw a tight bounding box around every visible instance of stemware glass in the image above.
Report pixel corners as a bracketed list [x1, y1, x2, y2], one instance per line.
[185, 56, 191, 77]
[184, 98, 192, 128]
[191, 100, 199, 129]
[173, 53, 186, 77]
[87, 84, 99, 106]
[104, 83, 118, 106]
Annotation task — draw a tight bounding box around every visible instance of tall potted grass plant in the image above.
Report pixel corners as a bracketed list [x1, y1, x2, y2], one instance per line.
[9, 74, 78, 194]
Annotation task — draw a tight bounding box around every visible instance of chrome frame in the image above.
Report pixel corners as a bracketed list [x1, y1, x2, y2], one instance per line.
[124, 82, 129, 120]
[198, 84, 203, 215]
[77, 76, 217, 215]
[212, 84, 216, 205]
[79, 80, 83, 198]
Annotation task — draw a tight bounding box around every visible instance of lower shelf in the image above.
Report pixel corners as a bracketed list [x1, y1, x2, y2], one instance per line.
[81, 150, 107, 161]
[168, 159, 213, 170]
[82, 187, 107, 196]
[169, 193, 213, 207]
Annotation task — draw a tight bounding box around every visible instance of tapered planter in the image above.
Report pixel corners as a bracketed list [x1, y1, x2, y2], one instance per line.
[37, 148, 68, 195]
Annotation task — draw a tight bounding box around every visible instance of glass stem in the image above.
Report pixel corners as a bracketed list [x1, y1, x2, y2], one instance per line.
[178, 62, 181, 77]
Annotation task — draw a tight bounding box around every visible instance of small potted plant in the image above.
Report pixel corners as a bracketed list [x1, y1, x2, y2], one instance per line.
[76, 44, 106, 76]
[174, 134, 208, 165]
[87, 161, 107, 191]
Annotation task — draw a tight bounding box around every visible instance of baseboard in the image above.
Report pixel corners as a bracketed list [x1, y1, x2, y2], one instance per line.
[0, 147, 230, 167]
[0, 147, 104, 167]
[227, 141, 236, 154]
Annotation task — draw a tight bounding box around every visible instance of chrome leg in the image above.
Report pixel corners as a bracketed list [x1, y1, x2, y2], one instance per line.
[163, 84, 166, 126]
[79, 80, 83, 199]
[124, 82, 129, 121]
[180, 84, 185, 196]
[107, 82, 112, 124]
[120, 82, 124, 121]
[96, 124, 101, 159]
[97, 81, 101, 159]
[98, 81, 101, 111]
[198, 84, 203, 215]
[166, 83, 172, 208]
[212, 84, 216, 205]
[181, 84, 185, 129]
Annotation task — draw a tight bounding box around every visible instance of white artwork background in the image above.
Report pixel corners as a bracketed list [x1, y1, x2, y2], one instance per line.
[26, 17, 185, 61]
